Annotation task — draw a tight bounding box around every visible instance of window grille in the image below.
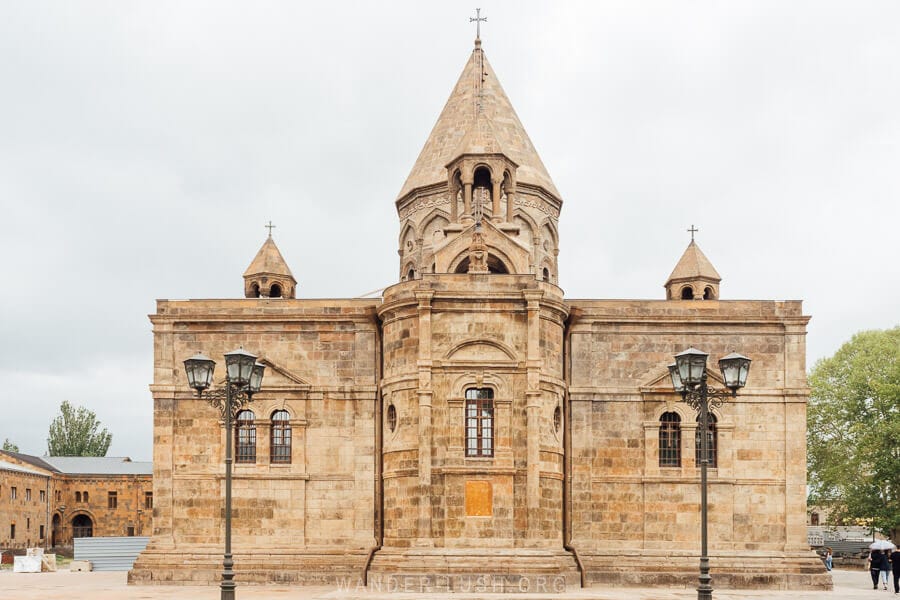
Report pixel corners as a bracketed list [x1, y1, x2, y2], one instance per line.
[659, 412, 681, 467]
[270, 410, 291, 464]
[465, 388, 494, 457]
[235, 410, 257, 464]
[695, 413, 718, 468]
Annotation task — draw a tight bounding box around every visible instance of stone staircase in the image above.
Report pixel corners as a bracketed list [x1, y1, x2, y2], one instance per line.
[365, 547, 581, 593]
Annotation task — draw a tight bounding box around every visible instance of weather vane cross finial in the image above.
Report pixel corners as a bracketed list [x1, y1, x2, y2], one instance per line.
[266, 220, 276, 238]
[470, 8, 487, 41]
[687, 224, 699, 242]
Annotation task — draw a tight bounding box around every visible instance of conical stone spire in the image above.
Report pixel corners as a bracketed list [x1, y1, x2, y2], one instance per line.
[665, 240, 721, 300]
[243, 234, 297, 299]
[397, 43, 559, 201]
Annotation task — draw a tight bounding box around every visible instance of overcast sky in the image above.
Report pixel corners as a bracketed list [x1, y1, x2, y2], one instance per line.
[1, 2, 897, 460]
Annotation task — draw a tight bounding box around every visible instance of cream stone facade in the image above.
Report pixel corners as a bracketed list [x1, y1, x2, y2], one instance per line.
[130, 39, 829, 591]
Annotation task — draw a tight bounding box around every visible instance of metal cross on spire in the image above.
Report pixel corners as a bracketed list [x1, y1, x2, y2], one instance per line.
[687, 224, 699, 242]
[470, 8, 487, 41]
[265, 220, 276, 238]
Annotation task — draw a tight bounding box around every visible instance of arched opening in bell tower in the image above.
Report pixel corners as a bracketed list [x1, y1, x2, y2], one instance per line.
[472, 166, 492, 219]
[454, 253, 510, 274]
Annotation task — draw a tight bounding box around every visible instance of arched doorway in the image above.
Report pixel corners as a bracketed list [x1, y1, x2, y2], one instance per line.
[72, 514, 93, 538]
[51, 513, 61, 546]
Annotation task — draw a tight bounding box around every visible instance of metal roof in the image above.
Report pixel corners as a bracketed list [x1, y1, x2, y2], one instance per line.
[74, 536, 150, 571]
[0, 459, 52, 477]
[40, 456, 152, 475]
[1, 450, 59, 472]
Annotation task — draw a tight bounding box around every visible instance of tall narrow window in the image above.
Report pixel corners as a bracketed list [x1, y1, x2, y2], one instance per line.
[659, 412, 681, 467]
[11, 487, 16, 500]
[83, 491, 89, 503]
[108, 491, 118, 509]
[235, 410, 257, 464]
[270, 410, 291, 464]
[465, 388, 494, 457]
[40, 490, 45, 502]
[25, 488, 31, 501]
[145, 491, 153, 509]
[695, 413, 718, 468]
[75, 491, 82, 503]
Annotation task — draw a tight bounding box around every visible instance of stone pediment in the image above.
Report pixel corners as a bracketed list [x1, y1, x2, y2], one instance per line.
[433, 220, 531, 275]
[214, 357, 311, 390]
[639, 364, 725, 394]
[444, 339, 519, 363]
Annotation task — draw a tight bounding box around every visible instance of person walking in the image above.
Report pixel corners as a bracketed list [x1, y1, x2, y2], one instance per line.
[890, 546, 900, 593]
[881, 550, 893, 590]
[870, 550, 884, 589]
[824, 547, 833, 572]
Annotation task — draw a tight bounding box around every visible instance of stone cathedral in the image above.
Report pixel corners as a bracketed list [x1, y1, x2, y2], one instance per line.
[131, 37, 828, 591]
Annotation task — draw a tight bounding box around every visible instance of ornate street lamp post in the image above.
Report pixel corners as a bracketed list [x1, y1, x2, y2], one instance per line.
[184, 348, 265, 600]
[668, 348, 751, 600]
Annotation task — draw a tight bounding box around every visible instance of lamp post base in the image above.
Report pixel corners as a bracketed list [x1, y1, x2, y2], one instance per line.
[697, 557, 712, 600]
[220, 580, 236, 600]
[221, 552, 236, 600]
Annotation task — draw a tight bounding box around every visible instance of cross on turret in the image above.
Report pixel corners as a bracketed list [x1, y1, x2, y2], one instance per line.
[470, 8, 487, 41]
[265, 220, 276, 238]
[687, 224, 699, 242]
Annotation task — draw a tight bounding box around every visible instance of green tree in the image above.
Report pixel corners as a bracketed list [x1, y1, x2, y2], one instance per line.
[47, 400, 112, 457]
[2, 438, 19, 452]
[808, 327, 900, 539]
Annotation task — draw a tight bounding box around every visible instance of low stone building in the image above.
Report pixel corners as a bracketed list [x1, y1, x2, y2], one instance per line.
[0, 459, 50, 550]
[130, 37, 828, 591]
[0, 451, 152, 549]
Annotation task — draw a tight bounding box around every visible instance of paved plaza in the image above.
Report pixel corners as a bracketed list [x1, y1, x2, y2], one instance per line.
[0, 568, 886, 599]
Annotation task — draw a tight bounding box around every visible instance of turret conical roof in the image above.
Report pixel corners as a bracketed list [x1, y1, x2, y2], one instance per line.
[666, 240, 721, 284]
[397, 43, 559, 200]
[243, 235, 295, 280]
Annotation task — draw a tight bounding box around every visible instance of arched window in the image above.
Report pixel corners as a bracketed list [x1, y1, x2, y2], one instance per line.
[542, 267, 550, 282]
[386, 404, 397, 432]
[270, 283, 283, 298]
[235, 410, 256, 464]
[75, 491, 81, 502]
[659, 412, 681, 467]
[72, 514, 93, 538]
[553, 405, 562, 433]
[810, 512, 820, 526]
[250, 282, 261, 298]
[465, 388, 494, 457]
[83, 491, 89, 503]
[407, 269, 415, 281]
[681, 286, 694, 300]
[703, 286, 715, 300]
[472, 167, 492, 220]
[270, 410, 291, 464]
[695, 413, 718, 468]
